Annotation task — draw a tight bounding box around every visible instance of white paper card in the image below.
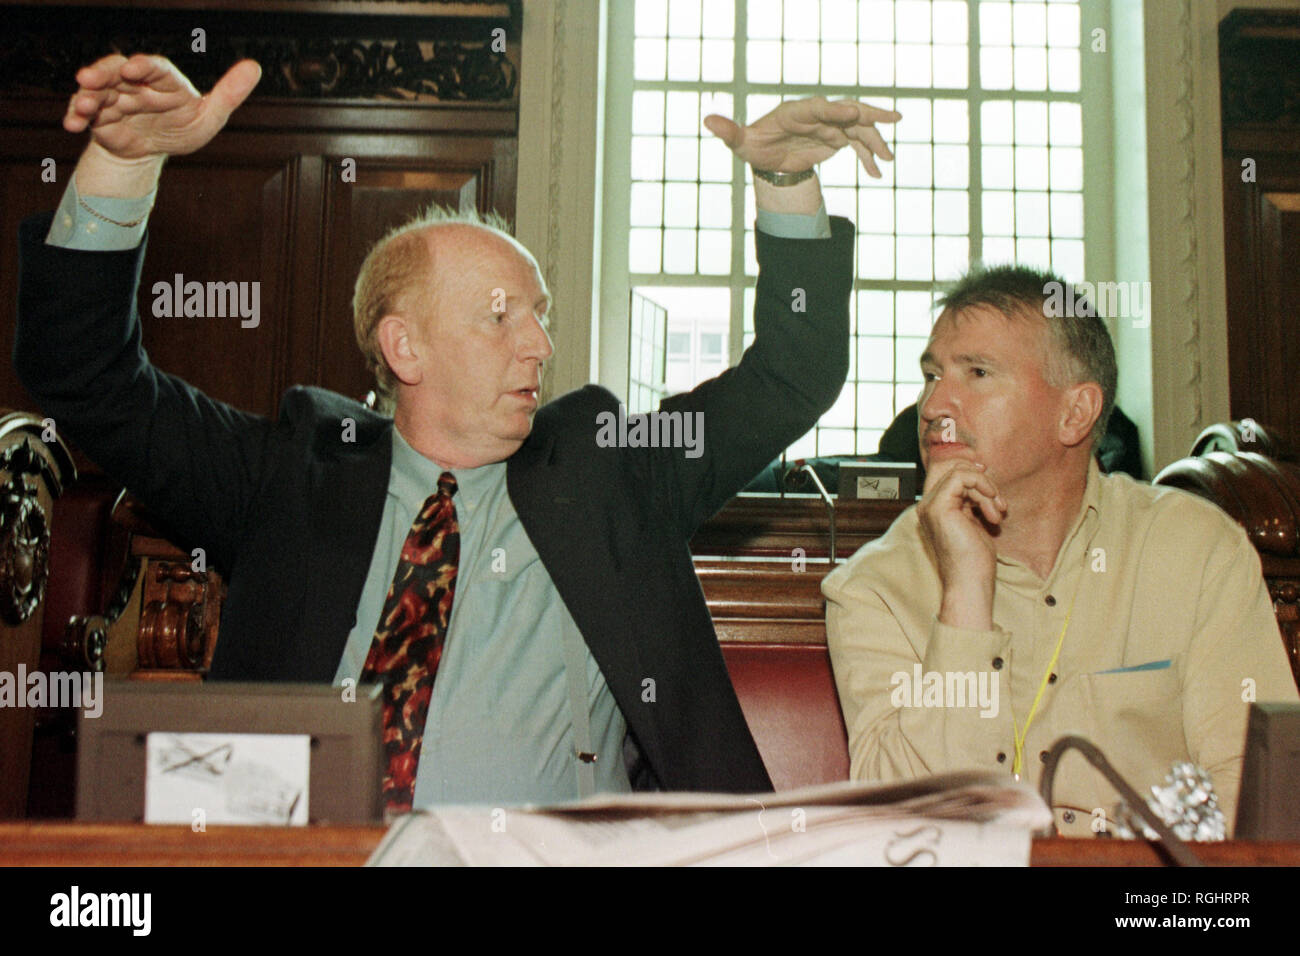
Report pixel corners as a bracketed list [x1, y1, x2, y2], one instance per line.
[857, 475, 901, 499]
[144, 732, 310, 826]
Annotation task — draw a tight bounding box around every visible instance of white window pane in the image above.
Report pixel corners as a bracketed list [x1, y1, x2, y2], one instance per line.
[823, 384, 856, 428]
[1048, 49, 1080, 92]
[1049, 101, 1082, 145]
[1050, 191, 1084, 238]
[897, 0, 932, 42]
[747, 93, 782, 121]
[635, 38, 667, 81]
[665, 91, 700, 135]
[1015, 145, 1049, 189]
[748, 0, 783, 39]
[632, 136, 664, 180]
[933, 99, 969, 143]
[630, 229, 661, 273]
[820, 147, 858, 186]
[859, 188, 895, 232]
[631, 182, 663, 227]
[894, 384, 923, 418]
[897, 236, 933, 280]
[857, 383, 896, 428]
[895, 336, 928, 382]
[934, 145, 968, 187]
[824, 186, 856, 219]
[1013, 46, 1047, 90]
[933, 45, 968, 89]
[632, 91, 665, 135]
[980, 2, 1012, 45]
[702, 0, 733, 37]
[859, 43, 895, 87]
[982, 191, 1015, 235]
[1047, 3, 1080, 46]
[933, 1, 969, 44]
[786, 427, 818, 461]
[1014, 100, 1049, 145]
[980, 47, 1013, 89]
[667, 38, 701, 81]
[896, 188, 933, 234]
[1049, 146, 1083, 190]
[699, 184, 730, 228]
[698, 230, 731, 274]
[982, 235, 1015, 265]
[668, 0, 702, 37]
[858, 290, 893, 336]
[894, 98, 932, 142]
[663, 183, 698, 227]
[982, 146, 1014, 189]
[819, 427, 856, 455]
[1016, 237, 1052, 271]
[1012, 3, 1047, 45]
[700, 39, 734, 81]
[822, 42, 858, 85]
[747, 40, 782, 82]
[858, 234, 895, 279]
[1015, 191, 1050, 236]
[935, 236, 971, 280]
[896, 143, 933, 188]
[896, 291, 936, 335]
[858, 337, 895, 381]
[934, 190, 969, 234]
[664, 138, 699, 179]
[663, 228, 697, 272]
[982, 100, 1013, 144]
[783, 0, 819, 40]
[700, 137, 733, 181]
[896, 44, 932, 87]
[821, 0, 858, 40]
[636, 0, 668, 37]
[1051, 238, 1085, 283]
[860, 1, 895, 42]
[783, 40, 820, 83]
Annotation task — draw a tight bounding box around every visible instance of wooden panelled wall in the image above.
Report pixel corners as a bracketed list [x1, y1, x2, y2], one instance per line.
[1220, 10, 1300, 448]
[0, 1, 521, 471]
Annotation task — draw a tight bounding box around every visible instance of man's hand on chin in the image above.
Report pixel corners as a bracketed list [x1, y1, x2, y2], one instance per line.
[918, 457, 1006, 632]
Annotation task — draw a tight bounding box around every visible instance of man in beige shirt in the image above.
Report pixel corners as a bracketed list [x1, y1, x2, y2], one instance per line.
[823, 265, 1298, 836]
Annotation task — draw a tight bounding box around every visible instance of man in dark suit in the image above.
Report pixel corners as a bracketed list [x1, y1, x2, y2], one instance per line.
[16, 54, 896, 805]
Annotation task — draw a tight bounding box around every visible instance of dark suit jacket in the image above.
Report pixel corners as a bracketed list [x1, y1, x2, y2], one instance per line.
[15, 210, 854, 794]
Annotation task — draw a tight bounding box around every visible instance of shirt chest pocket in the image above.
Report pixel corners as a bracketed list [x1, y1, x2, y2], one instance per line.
[1052, 661, 1185, 757]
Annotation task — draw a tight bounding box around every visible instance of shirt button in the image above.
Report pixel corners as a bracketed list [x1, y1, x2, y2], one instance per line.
[1045, 594, 1057, 606]
[996, 752, 1007, 763]
[991, 657, 1004, 670]
[1048, 672, 1058, 684]
[1040, 750, 1049, 762]
[1062, 810, 1076, 823]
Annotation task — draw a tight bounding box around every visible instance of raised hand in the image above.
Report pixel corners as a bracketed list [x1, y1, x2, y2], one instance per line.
[703, 97, 900, 177]
[916, 458, 1007, 631]
[66, 53, 261, 160]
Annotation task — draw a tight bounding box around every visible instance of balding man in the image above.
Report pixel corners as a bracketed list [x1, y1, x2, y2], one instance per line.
[823, 265, 1299, 835]
[16, 55, 896, 808]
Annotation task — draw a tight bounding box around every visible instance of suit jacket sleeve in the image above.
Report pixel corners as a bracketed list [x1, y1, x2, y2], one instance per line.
[649, 217, 854, 539]
[14, 212, 275, 576]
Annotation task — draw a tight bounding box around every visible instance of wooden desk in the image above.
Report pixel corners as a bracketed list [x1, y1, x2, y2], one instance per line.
[2, 822, 1298, 866]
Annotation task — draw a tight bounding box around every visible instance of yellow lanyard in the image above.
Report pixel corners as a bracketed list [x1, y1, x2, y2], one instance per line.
[1010, 568, 1084, 780]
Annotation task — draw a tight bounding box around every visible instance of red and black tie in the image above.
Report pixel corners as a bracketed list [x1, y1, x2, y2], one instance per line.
[360, 472, 459, 814]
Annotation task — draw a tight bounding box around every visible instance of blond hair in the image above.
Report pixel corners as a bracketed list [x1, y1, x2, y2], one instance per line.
[352, 205, 515, 413]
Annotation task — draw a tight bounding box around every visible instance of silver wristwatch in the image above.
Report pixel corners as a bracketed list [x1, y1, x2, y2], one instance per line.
[751, 167, 816, 187]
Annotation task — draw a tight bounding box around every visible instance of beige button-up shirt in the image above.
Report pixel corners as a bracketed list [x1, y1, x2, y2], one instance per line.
[823, 460, 1299, 836]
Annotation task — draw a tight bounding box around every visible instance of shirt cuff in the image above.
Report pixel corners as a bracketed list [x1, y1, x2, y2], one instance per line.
[45, 174, 155, 251]
[755, 202, 831, 240]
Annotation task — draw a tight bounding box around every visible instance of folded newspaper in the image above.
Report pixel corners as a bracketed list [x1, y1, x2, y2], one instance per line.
[366, 771, 1052, 866]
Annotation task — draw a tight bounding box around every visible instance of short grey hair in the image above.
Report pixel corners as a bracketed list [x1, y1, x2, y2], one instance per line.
[935, 263, 1117, 444]
[352, 204, 516, 413]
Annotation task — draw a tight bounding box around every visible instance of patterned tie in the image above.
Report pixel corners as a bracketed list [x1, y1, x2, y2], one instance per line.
[360, 471, 459, 814]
